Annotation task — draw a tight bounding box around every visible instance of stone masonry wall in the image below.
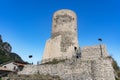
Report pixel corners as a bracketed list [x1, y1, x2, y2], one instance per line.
[42, 35, 75, 63]
[18, 58, 115, 80]
[81, 45, 108, 60]
[91, 59, 115, 80]
[42, 9, 79, 63]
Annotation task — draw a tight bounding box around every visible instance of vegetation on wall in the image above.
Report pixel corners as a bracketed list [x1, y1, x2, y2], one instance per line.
[0, 49, 23, 64]
[107, 56, 120, 80]
[0, 35, 24, 64]
[113, 59, 120, 80]
[42, 58, 66, 64]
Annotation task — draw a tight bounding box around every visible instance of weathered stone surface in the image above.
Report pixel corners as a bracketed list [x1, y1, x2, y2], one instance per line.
[0, 35, 24, 63]
[19, 58, 115, 80]
[42, 9, 79, 63]
[0, 35, 12, 52]
[2, 42, 12, 52]
[81, 44, 108, 60]
[18, 9, 115, 80]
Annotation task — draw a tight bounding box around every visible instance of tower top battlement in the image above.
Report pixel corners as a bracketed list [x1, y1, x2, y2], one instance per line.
[53, 9, 76, 18]
[52, 9, 77, 38]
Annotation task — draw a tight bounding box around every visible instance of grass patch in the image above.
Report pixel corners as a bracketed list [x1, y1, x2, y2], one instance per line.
[4, 74, 63, 80]
[108, 56, 120, 80]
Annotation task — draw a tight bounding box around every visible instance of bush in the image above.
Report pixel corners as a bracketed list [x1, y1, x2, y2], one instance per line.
[111, 56, 120, 80]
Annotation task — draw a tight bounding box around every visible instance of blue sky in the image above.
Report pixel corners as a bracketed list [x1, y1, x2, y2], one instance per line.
[0, 0, 120, 65]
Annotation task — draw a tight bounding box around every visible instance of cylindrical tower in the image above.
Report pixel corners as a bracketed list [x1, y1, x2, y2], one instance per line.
[52, 9, 77, 37]
[52, 9, 79, 52]
[42, 9, 79, 63]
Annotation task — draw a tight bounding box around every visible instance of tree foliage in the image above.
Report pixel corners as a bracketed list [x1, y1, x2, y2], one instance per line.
[0, 49, 23, 64]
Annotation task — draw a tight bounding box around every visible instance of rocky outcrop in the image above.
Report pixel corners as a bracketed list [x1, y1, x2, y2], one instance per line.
[0, 35, 12, 53]
[0, 35, 3, 43]
[2, 42, 12, 52]
[0, 35, 23, 64]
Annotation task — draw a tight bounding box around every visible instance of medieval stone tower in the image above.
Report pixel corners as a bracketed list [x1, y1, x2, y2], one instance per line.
[19, 9, 115, 80]
[42, 9, 79, 63]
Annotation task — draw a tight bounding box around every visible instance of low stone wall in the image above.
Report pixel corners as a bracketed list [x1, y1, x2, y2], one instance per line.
[18, 58, 115, 80]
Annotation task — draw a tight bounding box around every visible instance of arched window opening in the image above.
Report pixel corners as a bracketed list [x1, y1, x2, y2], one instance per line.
[74, 47, 77, 51]
[76, 55, 79, 58]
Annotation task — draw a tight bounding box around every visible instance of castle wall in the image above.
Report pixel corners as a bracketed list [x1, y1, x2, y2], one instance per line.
[18, 58, 115, 80]
[42, 35, 76, 63]
[18, 9, 115, 80]
[81, 45, 108, 60]
[42, 35, 62, 61]
[91, 59, 115, 80]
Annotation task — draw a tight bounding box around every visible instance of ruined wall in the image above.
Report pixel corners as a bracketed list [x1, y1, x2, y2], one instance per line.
[42, 35, 62, 61]
[42, 35, 76, 63]
[19, 9, 115, 80]
[19, 44, 115, 80]
[91, 59, 115, 80]
[18, 58, 115, 80]
[81, 45, 108, 60]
